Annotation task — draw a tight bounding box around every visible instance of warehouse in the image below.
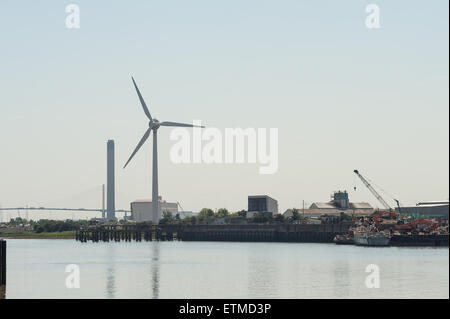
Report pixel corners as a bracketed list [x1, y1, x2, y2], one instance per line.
[397, 201, 449, 220]
[286, 191, 374, 217]
[130, 197, 178, 223]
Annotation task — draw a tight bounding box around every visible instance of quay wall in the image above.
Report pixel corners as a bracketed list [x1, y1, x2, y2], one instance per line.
[76, 223, 353, 243]
[177, 223, 353, 243]
[390, 234, 449, 246]
[75, 223, 448, 246]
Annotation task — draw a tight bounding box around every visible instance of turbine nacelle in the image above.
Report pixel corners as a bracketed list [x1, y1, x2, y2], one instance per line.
[150, 119, 160, 130]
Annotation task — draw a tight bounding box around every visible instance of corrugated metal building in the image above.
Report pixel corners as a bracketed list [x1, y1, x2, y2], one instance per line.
[396, 201, 449, 219]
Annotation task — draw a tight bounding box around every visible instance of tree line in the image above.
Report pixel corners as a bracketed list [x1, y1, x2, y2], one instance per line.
[159, 207, 353, 225]
[5, 217, 89, 233]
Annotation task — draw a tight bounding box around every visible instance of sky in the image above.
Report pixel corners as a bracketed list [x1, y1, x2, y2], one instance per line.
[0, 0, 448, 220]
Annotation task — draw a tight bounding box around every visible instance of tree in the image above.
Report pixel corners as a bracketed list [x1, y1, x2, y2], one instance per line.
[35, 225, 45, 233]
[291, 208, 301, 221]
[159, 211, 176, 225]
[9, 217, 27, 226]
[274, 214, 285, 222]
[198, 208, 215, 223]
[31, 219, 88, 233]
[253, 212, 272, 223]
[228, 210, 247, 219]
[182, 216, 197, 225]
[235, 210, 247, 218]
[199, 208, 214, 217]
[215, 208, 229, 218]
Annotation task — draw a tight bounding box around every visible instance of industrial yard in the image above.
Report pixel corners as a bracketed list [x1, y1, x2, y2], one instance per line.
[68, 167, 449, 247]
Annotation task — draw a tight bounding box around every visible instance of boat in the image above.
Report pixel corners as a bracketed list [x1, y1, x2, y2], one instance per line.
[353, 230, 390, 246]
[333, 234, 354, 245]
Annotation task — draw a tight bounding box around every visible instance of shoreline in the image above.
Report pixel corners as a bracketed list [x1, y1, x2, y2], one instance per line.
[0, 231, 76, 240]
[0, 236, 75, 240]
[0, 236, 447, 247]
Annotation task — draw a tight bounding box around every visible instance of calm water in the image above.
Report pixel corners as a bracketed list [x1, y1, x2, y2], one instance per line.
[4, 239, 449, 299]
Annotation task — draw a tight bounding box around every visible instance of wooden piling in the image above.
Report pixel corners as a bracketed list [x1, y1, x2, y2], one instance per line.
[74, 222, 353, 244]
[1, 239, 6, 299]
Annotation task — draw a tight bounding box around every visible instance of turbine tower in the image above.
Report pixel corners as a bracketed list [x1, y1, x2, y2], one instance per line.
[123, 77, 204, 223]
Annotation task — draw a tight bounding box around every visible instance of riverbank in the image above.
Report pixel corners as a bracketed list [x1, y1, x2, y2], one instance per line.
[0, 230, 75, 239]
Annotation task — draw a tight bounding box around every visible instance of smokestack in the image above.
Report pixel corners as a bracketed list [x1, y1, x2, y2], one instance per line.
[107, 140, 116, 220]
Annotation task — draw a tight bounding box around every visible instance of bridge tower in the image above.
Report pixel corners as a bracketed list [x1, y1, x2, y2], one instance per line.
[107, 140, 116, 220]
[102, 184, 106, 219]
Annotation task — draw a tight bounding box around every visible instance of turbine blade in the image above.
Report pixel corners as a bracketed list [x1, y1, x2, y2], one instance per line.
[123, 128, 151, 169]
[131, 77, 152, 121]
[160, 121, 205, 128]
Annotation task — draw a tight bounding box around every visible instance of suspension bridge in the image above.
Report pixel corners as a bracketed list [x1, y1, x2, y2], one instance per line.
[0, 207, 130, 214]
[0, 184, 131, 221]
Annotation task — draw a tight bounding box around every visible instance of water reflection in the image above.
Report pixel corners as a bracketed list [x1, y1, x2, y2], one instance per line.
[247, 254, 278, 298]
[5, 240, 447, 298]
[105, 244, 116, 299]
[332, 260, 350, 298]
[151, 243, 160, 299]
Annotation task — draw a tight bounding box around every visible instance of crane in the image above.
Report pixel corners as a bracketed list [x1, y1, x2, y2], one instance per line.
[353, 169, 393, 211]
[177, 201, 186, 218]
[393, 199, 403, 215]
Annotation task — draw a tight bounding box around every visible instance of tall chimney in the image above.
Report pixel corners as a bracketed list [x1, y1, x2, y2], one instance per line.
[107, 140, 116, 220]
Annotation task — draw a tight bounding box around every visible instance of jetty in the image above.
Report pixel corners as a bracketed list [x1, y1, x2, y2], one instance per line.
[76, 222, 353, 243]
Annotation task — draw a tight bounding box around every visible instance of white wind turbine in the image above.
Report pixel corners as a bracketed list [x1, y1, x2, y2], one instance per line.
[123, 77, 204, 222]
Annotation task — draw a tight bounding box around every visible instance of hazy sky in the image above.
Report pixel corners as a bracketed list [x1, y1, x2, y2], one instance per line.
[0, 0, 448, 220]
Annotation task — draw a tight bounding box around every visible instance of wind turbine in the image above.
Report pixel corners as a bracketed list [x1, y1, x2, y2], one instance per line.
[123, 77, 204, 223]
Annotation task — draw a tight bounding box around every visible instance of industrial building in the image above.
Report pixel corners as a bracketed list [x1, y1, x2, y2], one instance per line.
[247, 195, 278, 218]
[284, 191, 373, 218]
[130, 197, 178, 223]
[396, 201, 449, 220]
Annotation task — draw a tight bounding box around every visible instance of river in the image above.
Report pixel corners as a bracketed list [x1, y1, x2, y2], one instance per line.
[4, 239, 449, 299]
